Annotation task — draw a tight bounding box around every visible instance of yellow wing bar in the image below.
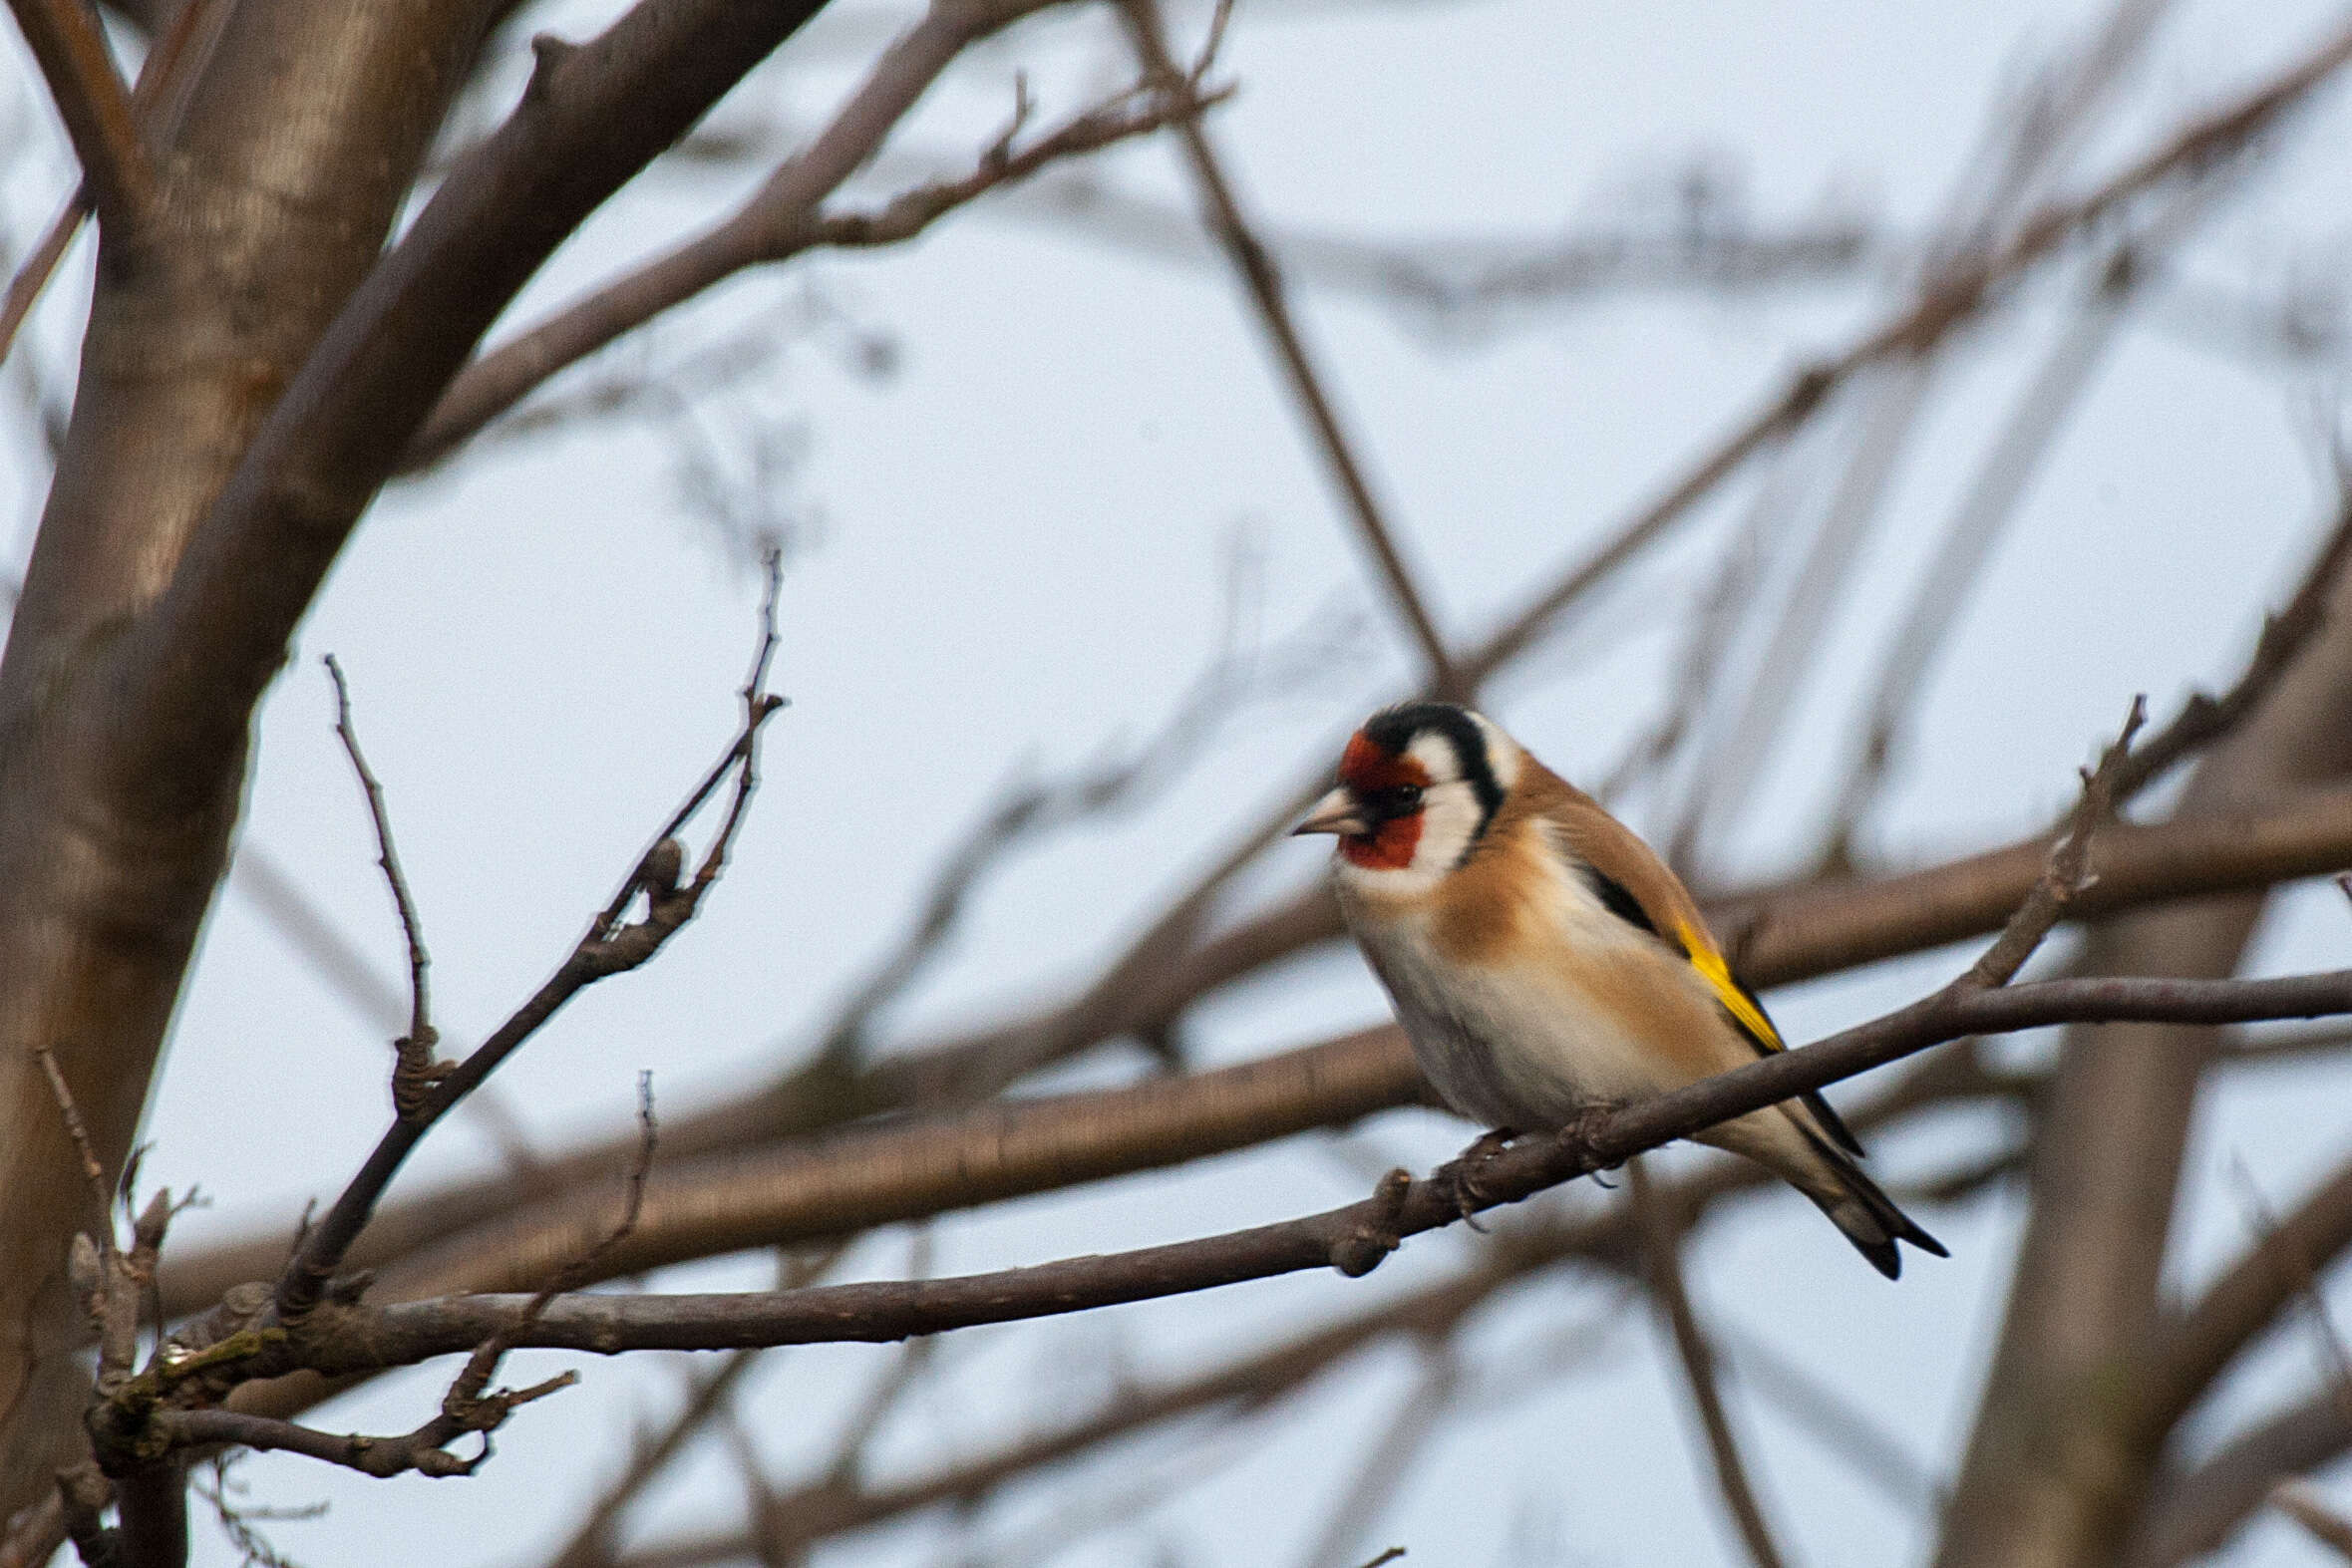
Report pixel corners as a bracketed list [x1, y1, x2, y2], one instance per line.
[1676, 922, 1781, 1050]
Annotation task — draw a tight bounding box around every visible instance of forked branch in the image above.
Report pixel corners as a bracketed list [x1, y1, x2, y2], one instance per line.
[273, 561, 786, 1323]
[3, 0, 154, 239]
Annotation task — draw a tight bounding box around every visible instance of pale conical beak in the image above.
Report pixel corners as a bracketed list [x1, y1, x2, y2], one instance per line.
[1292, 787, 1368, 837]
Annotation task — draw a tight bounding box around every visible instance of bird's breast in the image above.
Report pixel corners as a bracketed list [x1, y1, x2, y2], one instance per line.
[1345, 895, 1714, 1131]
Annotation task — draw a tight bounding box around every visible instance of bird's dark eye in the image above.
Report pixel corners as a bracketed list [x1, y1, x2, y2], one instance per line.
[1364, 784, 1424, 819]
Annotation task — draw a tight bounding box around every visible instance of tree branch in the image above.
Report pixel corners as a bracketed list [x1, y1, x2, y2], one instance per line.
[159, 776, 2352, 1320]
[1459, 13, 2352, 690]
[274, 571, 784, 1321]
[110, 0, 840, 807]
[3, 0, 155, 238]
[400, 0, 1087, 471]
[193, 963, 2352, 1387]
[1633, 1160, 1790, 1568]
[1117, 0, 1461, 700]
[323, 656, 439, 1109]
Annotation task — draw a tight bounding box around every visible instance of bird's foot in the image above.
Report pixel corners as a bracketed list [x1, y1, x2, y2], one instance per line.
[1441, 1126, 1521, 1232]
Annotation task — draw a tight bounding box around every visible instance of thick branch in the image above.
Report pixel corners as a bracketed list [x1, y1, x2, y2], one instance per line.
[352, 1025, 1421, 1302]
[111, 0, 840, 805]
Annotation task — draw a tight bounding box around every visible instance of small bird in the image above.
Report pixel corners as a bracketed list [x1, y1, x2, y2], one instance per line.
[1295, 701, 1943, 1278]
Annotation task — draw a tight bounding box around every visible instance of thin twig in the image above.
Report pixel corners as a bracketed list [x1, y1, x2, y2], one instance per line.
[809, 76, 1232, 251]
[1963, 698, 2146, 990]
[273, 566, 786, 1322]
[35, 1044, 112, 1236]
[324, 655, 439, 1109]
[1118, 0, 1461, 700]
[0, 198, 82, 371]
[1631, 1161, 1790, 1568]
[401, 0, 1090, 470]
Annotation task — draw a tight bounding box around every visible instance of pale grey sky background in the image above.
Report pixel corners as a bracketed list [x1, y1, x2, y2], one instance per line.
[8, 0, 2352, 1562]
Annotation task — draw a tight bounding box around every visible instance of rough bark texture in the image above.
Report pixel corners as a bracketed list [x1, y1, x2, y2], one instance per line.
[1932, 542, 2352, 1567]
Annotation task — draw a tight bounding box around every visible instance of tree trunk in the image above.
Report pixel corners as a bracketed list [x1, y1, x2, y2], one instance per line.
[0, 0, 487, 1518]
[1934, 538, 2352, 1567]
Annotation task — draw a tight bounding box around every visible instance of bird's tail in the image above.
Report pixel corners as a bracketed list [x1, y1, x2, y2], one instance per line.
[1800, 1135, 1947, 1281]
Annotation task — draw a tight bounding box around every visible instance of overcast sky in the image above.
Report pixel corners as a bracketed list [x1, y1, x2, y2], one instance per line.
[9, 0, 2352, 1563]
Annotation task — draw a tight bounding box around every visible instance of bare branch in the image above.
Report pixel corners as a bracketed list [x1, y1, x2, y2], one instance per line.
[400, 0, 1087, 471]
[0, 197, 82, 371]
[323, 656, 440, 1113]
[159, 1377, 577, 1482]
[161, 776, 2352, 1320]
[3, 0, 154, 237]
[273, 575, 783, 1322]
[1632, 1160, 1789, 1568]
[807, 76, 1231, 253]
[1459, 15, 2352, 690]
[203, 962, 2352, 1381]
[320, 1024, 1422, 1304]
[34, 1045, 112, 1242]
[1118, 0, 1461, 700]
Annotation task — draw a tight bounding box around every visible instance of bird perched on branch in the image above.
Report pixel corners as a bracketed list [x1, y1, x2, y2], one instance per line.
[1295, 702, 1944, 1278]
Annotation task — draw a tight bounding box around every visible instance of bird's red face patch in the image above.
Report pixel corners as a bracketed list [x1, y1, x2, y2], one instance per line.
[1336, 732, 1431, 871]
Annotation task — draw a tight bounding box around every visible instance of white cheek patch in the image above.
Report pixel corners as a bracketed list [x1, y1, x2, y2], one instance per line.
[1468, 712, 1521, 792]
[1413, 784, 1485, 871]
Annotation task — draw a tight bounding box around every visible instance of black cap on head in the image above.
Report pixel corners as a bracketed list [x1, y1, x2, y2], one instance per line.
[1358, 702, 1505, 827]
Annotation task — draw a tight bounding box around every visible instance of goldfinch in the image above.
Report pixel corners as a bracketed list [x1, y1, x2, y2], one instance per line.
[1295, 702, 1944, 1279]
